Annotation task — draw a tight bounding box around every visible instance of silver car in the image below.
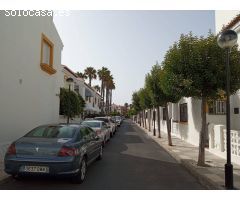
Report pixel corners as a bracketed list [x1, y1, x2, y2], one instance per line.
[81, 120, 111, 146]
[4, 124, 103, 183]
[94, 117, 116, 137]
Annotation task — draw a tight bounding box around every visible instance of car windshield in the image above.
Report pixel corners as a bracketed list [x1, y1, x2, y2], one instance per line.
[24, 126, 77, 138]
[95, 118, 109, 123]
[116, 117, 121, 120]
[82, 121, 101, 128]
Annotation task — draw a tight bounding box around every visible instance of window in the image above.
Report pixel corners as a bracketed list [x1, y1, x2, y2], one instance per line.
[80, 127, 91, 140]
[25, 126, 76, 138]
[208, 100, 226, 115]
[180, 103, 188, 122]
[82, 121, 101, 128]
[40, 34, 56, 75]
[162, 107, 166, 120]
[234, 108, 239, 114]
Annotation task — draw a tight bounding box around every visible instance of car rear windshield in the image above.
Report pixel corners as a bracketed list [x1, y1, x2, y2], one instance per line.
[95, 118, 109, 123]
[24, 126, 77, 138]
[82, 121, 101, 128]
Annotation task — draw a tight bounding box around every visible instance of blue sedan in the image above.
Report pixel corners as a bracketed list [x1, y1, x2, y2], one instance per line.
[4, 124, 103, 183]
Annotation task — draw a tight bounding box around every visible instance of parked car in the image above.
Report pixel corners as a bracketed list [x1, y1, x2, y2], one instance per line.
[115, 116, 122, 126]
[94, 117, 116, 137]
[81, 120, 111, 146]
[4, 124, 103, 183]
[110, 116, 118, 130]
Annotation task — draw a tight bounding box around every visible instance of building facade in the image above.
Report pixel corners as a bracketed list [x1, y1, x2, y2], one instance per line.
[60, 65, 101, 120]
[0, 14, 64, 155]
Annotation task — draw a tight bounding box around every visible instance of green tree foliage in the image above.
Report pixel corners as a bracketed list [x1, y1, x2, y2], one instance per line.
[84, 67, 97, 86]
[161, 32, 240, 165]
[110, 110, 121, 116]
[145, 63, 169, 138]
[76, 72, 87, 79]
[132, 91, 141, 113]
[138, 87, 152, 130]
[59, 88, 85, 118]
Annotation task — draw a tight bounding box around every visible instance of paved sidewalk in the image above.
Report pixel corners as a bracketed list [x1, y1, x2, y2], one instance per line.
[135, 122, 240, 190]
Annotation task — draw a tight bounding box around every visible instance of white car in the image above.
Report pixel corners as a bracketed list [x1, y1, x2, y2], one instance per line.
[94, 117, 116, 137]
[115, 116, 122, 126]
[81, 120, 111, 146]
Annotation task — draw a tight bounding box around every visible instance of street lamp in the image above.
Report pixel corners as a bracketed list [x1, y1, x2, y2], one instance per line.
[217, 29, 238, 189]
[66, 77, 74, 124]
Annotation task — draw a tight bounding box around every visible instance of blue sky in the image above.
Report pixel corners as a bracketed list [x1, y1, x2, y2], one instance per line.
[54, 10, 215, 105]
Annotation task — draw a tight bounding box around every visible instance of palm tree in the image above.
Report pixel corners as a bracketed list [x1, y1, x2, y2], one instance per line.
[97, 67, 110, 113]
[93, 85, 101, 93]
[84, 67, 97, 86]
[105, 74, 114, 115]
[108, 80, 115, 113]
[76, 72, 87, 79]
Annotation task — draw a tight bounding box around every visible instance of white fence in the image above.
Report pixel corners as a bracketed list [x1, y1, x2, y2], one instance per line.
[209, 124, 240, 165]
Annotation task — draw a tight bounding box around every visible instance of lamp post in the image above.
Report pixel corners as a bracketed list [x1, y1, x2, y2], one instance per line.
[217, 29, 238, 189]
[66, 77, 74, 124]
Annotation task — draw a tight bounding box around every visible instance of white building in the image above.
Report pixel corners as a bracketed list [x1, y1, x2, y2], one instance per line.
[84, 83, 101, 115]
[61, 65, 101, 119]
[0, 13, 64, 155]
[208, 11, 240, 164]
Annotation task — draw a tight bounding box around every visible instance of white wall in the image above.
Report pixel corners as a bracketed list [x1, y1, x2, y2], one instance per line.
[171, 98, 202, 146]
[215, 10, 240, 33]
[0, 14, 63, 153]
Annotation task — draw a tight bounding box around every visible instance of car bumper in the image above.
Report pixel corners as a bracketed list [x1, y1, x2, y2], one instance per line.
[4, 156, 81, 177]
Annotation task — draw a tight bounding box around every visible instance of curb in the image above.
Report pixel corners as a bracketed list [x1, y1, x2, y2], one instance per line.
[180, 159, 224, 190]
[134, 122, 225, 190]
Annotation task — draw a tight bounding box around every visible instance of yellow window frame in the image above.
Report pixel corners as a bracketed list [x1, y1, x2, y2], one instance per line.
[40, 33, 56, 75]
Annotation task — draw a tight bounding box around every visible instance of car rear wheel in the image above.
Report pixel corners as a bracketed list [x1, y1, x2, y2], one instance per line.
[72, 158, 87, 184]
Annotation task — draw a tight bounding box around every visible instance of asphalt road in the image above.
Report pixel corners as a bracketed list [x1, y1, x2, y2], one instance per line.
[0, 120, 205, 190]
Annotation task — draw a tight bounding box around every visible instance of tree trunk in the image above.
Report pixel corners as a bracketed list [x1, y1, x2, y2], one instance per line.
[148, 108, 151, 132]
[100, 81, 104, 113]
[105, 89, 108, 114]
[139, 113, 141, 126]
[102, 83, 105, 113]
[142, 111, 144, 128]
[166, 103, 172, 146]
[89, 77, 92, 86]
[157, 106, 161, 138]
[153, 108, 156, 136]
[144, 110, 147, 129]
[197, 96, 207, 166]
[142, 110, 145, 128]
[110, 90, 112, 113]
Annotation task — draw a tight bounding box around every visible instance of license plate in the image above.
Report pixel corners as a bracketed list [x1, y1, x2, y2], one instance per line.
[23, 166, 49, 173]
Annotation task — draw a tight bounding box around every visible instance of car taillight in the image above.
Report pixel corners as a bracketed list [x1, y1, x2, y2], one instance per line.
[58, 147, 79, 157]
[96, 130, 101, 135]
[7, 143, 16, 155]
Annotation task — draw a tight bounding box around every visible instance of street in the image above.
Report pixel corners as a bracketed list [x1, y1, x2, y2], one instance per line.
[0, 120, 205, 190]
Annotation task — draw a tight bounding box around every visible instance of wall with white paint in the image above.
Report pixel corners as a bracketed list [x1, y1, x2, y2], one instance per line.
[0, 14, 63, 155]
